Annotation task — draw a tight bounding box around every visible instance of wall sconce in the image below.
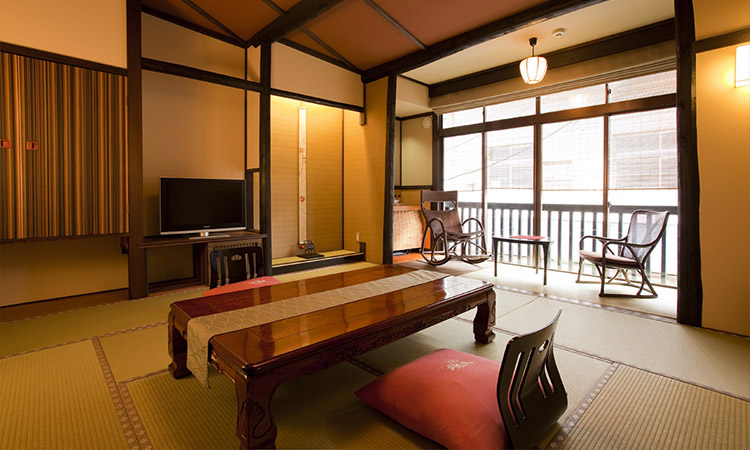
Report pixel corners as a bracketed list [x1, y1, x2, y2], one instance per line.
[520, 37, 548, 84]
[736, 44, 749, 87]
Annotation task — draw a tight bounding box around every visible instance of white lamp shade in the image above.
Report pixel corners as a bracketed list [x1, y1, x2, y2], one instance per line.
[737, 44, 749, 87]
[520, 56, 548, 84]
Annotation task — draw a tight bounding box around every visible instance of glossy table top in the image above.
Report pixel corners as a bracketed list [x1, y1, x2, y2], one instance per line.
[171, 265, 493, 374]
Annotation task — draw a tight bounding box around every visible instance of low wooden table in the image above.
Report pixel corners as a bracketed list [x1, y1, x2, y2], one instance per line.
[168, 264, 496, 449]
[493, 236, 553, 285]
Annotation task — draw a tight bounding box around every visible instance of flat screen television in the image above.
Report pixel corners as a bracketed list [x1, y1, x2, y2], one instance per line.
[159, 177, 246, 237]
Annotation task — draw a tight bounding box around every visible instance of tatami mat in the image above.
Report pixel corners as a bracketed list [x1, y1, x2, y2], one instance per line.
[0, 288, 201, 357]
[128, 363, 435, 449]
[1, 262, 747, 450]
[494, 296, 750, 399]
[462, 264, 678, 319]
[399, 259, 491, 276]
[555, 364, 749, 449]
[100, 325, 170, 382]
[0, 341, 128, 450]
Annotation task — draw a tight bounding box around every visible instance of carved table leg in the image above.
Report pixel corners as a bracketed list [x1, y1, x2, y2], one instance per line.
[234, 370, 278, 449]
[473, 290, 496, 344]
[168, 310, 191, 378]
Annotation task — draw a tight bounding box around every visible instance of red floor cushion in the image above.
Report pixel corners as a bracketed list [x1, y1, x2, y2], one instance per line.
[202, 276, 280, 296]
[356, 348, 508, 449]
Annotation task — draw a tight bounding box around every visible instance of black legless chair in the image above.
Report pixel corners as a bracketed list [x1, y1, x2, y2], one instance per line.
[576, 209, 669, 298]
[498, 309, 567, 449]
[419, 189, 490, 266]
[208, 246, 264, 288]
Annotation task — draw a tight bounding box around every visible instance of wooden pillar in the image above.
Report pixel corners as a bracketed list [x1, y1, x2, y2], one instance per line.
[126, 0, 147, 299]
[674, 0, 702, 326]
[432, 113, 443, 191]
[259, 43, 273, 274]
[382, 75, 397, 264]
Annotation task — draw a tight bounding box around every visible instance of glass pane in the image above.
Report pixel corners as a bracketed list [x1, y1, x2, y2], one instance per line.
[443, 134, 482, 204]
[608, 108, 677, 284]
[486, 127, 534, 264]
[608, 71, 676, 102]
[540, 84, 606, 113]
[441, 107, 483, 129]
[485, 98, 536, 121]
[542, 118, 604, 270]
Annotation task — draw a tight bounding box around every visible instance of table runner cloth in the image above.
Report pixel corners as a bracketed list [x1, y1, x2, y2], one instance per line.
[187, 269, 449, 387]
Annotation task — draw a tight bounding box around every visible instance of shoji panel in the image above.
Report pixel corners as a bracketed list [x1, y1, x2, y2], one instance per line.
[0, 53, 127, 240]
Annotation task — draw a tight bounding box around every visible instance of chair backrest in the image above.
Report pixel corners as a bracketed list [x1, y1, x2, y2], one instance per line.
[209, 246, 264, 288]
[621, 210, 670, 261]
[497, 309, 566, 449]
[420, 190, 463, 235]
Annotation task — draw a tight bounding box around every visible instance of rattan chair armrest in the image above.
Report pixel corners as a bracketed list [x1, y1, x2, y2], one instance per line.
[601, 240, 651, 264]
[579, 234, 624, 249]
[461, 217, 484, 232]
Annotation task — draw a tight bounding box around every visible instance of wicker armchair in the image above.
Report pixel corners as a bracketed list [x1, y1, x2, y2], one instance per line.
[576, 209, 669, 298]
[419, 190, 490, 266]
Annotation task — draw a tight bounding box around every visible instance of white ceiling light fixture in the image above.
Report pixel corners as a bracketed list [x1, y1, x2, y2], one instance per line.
[520, 37, 548, 84]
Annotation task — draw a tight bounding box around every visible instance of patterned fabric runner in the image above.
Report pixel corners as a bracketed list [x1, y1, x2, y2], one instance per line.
[187, 269, 450, 387]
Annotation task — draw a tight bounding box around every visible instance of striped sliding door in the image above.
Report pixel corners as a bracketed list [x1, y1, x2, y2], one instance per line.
[0, 52, 127, 240]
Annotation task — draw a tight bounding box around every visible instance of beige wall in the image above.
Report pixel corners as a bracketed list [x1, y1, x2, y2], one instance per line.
[271, 43, 362, 107]
[142, 71, 245, 281]
[142, 13, 244, 78]
[396, 76, 431, 117]
[0, 0, 126, 68]
[0, 237, 128, 306]
[397, 189, 424, 207]
[694, 0, 750, 336]
[344, 79, 389, 264]
[400, 117, 433, 186]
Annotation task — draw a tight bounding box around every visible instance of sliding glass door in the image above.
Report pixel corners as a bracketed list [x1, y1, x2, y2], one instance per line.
[440, 71, 678, 285]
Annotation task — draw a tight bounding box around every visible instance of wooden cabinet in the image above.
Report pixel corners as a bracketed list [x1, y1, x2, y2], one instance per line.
[0, 52, 127, 240]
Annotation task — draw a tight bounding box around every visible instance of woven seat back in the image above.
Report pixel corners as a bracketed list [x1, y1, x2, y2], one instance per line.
[420, 190, 463, 235]
[621, 210, 669, 261]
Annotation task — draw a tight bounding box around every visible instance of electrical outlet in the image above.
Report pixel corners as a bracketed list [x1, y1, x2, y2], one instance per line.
[355, 232, 360, 242]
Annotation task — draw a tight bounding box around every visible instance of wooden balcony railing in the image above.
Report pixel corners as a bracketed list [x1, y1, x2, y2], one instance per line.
[457, 202, 678, 285]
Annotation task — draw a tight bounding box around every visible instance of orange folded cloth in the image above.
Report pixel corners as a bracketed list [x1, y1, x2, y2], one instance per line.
[202, 276, 281, 296]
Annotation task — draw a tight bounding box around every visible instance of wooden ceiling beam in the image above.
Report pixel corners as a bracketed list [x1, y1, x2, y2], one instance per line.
[430, 19, 676, 98]
[180, 0, 245, 45]
[362, 0, 425, 50]
[361, 0, 607, 83]
[249, 0, 346, 47]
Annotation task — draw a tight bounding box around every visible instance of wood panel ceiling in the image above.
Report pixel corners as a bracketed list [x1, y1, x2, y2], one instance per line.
[140, 0, 611, 81]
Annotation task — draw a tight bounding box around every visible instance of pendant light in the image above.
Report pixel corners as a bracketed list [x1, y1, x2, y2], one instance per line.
[519, 37, 547, 84]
